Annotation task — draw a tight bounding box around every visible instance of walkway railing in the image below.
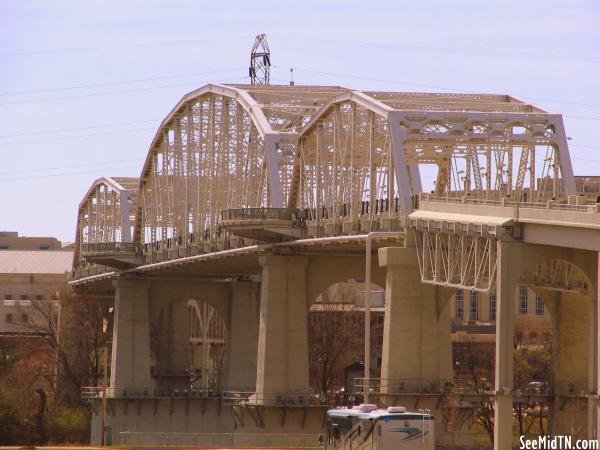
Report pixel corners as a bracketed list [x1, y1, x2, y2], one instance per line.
[120, 431, 321, 448]
[82, 387, 326, 406]
[82, 386, 221, 399]
[421, 193, 600, 213]
[221, 207, 300, 221]
[355, 378, 553, 396]
[81, 242, 139, 254]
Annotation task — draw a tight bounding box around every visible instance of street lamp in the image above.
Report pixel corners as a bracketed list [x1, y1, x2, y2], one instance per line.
[100, 317, 109, 446]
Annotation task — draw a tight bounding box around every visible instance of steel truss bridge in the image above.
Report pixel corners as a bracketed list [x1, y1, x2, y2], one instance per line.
[72, 83, 595, 279]
[70, 83, 600, 449]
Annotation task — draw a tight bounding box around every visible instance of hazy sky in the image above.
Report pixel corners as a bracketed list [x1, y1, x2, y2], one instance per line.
[1, 0, 599, 242]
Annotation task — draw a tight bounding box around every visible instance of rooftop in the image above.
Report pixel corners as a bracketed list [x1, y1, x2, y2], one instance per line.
[0, 250, 73, 274]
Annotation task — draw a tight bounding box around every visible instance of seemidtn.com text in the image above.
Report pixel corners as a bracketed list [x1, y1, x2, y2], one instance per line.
[520, 436, 599, 449]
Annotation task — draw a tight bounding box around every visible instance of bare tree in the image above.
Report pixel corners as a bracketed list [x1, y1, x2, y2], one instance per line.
[22, 285, 111, 403]
[308, 283, 363, 395]
[455, 341, 495, 444]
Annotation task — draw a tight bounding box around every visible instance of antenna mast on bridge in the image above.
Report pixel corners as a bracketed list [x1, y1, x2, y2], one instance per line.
[249, 34, 271, 85]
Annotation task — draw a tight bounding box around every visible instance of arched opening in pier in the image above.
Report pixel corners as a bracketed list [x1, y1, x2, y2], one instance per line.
[308, 280, 385, 402]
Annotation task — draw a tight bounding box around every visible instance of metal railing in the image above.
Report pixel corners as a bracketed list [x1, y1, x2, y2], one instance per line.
[355, 377, 455, 395]
[82, 386, 221, 399]
[421, 193, 600, 213]
[221, 207, 300, 221]
[81, 242, 139, 254]
[354, 378, 553, 396]
[120, 431, 321, 448]
[82, 387, 320, 405]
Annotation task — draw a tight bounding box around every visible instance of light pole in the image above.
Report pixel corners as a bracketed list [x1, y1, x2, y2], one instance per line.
[100, 317, 109, 446]
[364, 231, 401, 404]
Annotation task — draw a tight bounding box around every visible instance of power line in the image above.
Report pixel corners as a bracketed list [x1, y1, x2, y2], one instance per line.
[0, 119, 161, 139]
[274, 66, 600, 121]
[0, 36, 250, 57]
[0, 158, 144, 176]
[0, 127, 156, 146]
[0, 68, 246, 97]
[571, 144, 600, 149]
[0, 165, 141, 182]
[272, 35, 600, 64]
[274, 66, 600, 109]
[0, 76, 248, 107]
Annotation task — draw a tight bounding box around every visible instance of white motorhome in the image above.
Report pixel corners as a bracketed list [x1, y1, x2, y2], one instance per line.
[323, 404, 435, 450]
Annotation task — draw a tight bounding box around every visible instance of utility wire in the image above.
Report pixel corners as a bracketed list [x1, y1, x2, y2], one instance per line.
[0, 36, 250, 57]
[0, 127, 156, 146]
[0, 165, 140, 182]
[0, 68, 246, 97]
[0, 76, 248, 106]
[272, 35, 600, 64]
[0, 158, 145, 176]
[0, 119, 161, 139]
[274, 66, 600, 120]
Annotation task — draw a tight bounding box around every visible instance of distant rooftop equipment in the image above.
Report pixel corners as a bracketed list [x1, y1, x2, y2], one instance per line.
[249, 33, 271, 85]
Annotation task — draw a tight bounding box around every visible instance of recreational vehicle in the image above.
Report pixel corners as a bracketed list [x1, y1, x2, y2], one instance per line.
[323, 404, 435, 450]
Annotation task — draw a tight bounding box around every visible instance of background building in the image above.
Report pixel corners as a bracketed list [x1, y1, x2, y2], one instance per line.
[0, 232, 72, 343]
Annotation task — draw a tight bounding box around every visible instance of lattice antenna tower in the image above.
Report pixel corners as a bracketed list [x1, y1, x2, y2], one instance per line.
[249, 34, 271, 85]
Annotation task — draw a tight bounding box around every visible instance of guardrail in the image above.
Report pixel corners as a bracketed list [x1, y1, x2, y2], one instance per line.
[120, 431, 321, 448]
[221, 207, 300, 221]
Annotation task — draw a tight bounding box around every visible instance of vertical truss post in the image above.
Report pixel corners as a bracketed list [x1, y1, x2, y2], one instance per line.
[550, 115, 576, 195]
[389, 112, 414, 214]
[264, 134, 284, 208]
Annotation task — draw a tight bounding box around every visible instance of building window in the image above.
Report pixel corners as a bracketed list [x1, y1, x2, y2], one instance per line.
[376, 314, 384, 325]
[536, 295, 545, 315]
[5, 313, 12, 323]
[39, 245, 50, 250]
[21, 313, 28, 323]
[455, 290, 464, 320]
[20, 294, 29, 301]
[4, 294, 12, 300]
[469, 291, 478, 321]
[519, 287, 528, 315]
[35, 295, 43, 300]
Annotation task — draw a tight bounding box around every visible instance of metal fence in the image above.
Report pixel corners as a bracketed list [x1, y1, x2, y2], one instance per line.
[120, 431, 321, 448]
[221, 207, 300, 221]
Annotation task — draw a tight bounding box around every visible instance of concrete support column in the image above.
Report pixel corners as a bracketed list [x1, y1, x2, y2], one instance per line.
[494, 242, 524, 450]
[378, 247, 452, 388]
[224, 281, 260, 391]
[254, 256, 310, 404]
[110, 278, 152, 390]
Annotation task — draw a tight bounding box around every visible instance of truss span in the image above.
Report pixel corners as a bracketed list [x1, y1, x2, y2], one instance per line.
[72, 84, 579, 275]
[73, 177, 138, 275]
